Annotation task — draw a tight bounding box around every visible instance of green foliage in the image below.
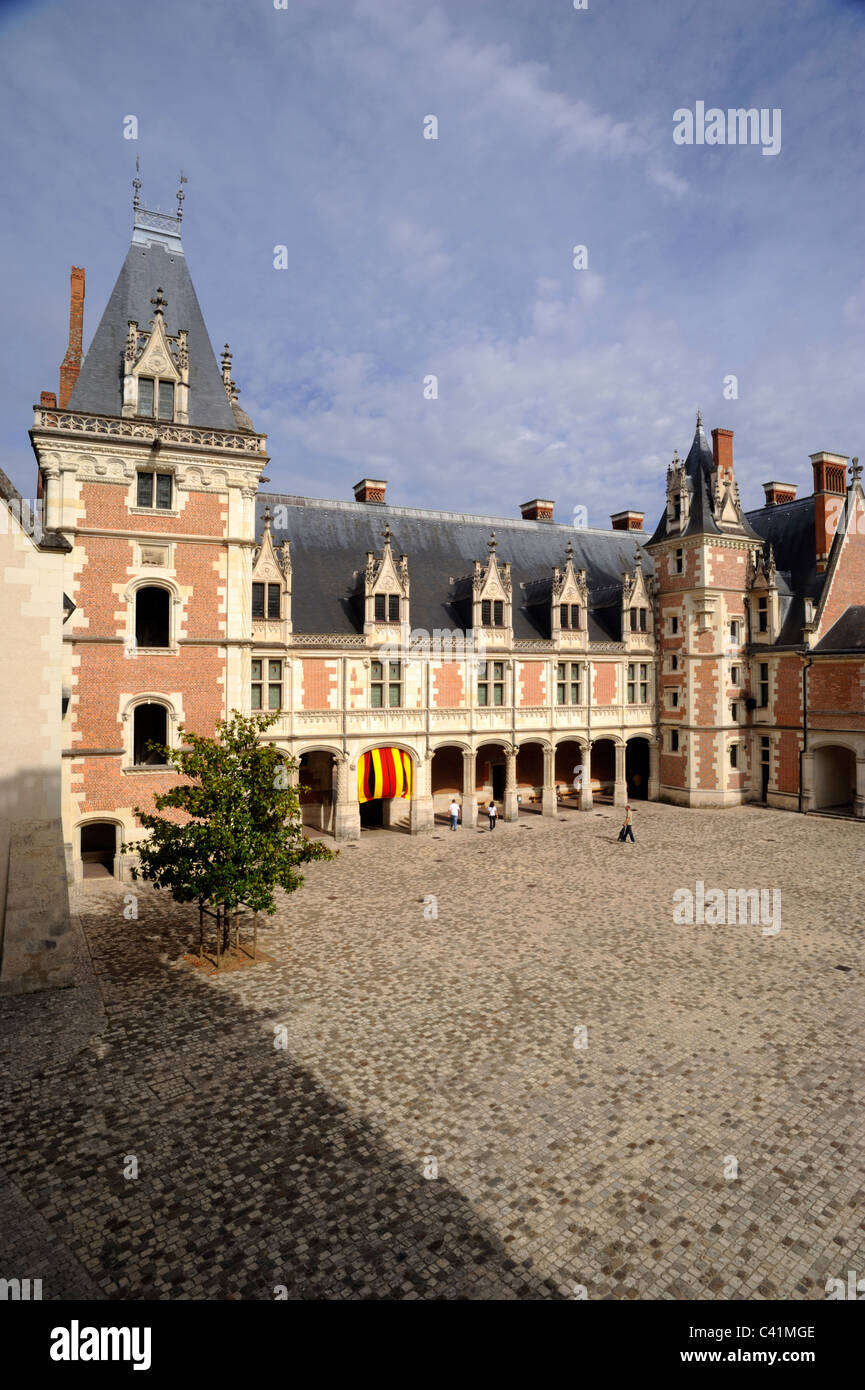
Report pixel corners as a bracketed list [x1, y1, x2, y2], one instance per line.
[125, 711, 333, 916]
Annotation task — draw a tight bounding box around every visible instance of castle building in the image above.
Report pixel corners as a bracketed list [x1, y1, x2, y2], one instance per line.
[11, 186, 865, 894]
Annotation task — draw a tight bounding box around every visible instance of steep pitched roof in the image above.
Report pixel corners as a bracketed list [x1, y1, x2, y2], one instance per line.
[257, 495, 649, 640]
[68, 212, 237, 430]
[812, 606, 865, 652]
[647, 419, 761, 545]
[745, 495, 825, 646]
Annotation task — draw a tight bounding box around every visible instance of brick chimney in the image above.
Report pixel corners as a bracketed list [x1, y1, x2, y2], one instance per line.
[810, 452, 848, 572]
[711, 427, 734, 484]
[762, 481, 797, 507]
[40, 391, 57, 409]
[353, 478, 387, 504]
[58, 266, 85, 408]
[520, 498, 554, 522]
[610, 509, 644, 531]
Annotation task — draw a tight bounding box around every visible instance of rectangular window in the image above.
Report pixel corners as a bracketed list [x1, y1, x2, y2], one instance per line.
[267, 584, 281, 619]
[560, 604, 581, 630]
[730, 619, 740, 643]
[671, 616, 679, 635]
[627, 662, 635, 704]
[556, 662, 582, 705]
[759, 662, 769, 707]
[730, 744, 738, 769]
[252, 583, 265, 620]
[760, 735, 770, 764]
[731, 665, 740, 686]
[675, 549, 683, 574]
[158, 381, 174, 420]
[371, 660, 402, 708]
[670, 654, 678, 672]
[758, 596, 768, 633]
[478, 660, 504, 706]
[671, 729, 679, 752]
[668, 689, 679, 709]
[267, 659, 282, 710]
[137, 377, 154, 416]
[136, 471, 172, 509]
[374, 593, 401, 622]
[481, 600, 504, 627]
[251, 658, 263, 710]
[731, 702, 739, 722]
[673, 496, 681, 521]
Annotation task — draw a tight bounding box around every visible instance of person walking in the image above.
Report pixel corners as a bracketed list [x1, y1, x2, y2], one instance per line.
[448, 798, 460, 831]
[620, 803, 634, 842]
[488, 799, 498, 831]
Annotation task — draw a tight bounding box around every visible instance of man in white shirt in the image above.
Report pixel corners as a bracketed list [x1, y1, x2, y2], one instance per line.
[448, 799, 460, 830]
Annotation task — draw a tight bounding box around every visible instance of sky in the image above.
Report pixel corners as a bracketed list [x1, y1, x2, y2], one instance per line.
[1, 0, 863, 530]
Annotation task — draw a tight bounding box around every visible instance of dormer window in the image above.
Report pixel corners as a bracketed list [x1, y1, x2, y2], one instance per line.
[674, 548, 684, 574]
[252, 583, 281, 620]
[629, 607, 647, 632]
[674, 496, 681, 521]
[482, 599, 504, 627]
[560, 604, 581, 630]
[374, 593, 400, 622]
[757, 596, 768, 632]
[137, 377, 175, 421]
[136, 471, 172, 509]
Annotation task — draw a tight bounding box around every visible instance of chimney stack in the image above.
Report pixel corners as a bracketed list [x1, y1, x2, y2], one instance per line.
[520, 498, 554, 522]
[711, 427, 734, 484]
[610, 509, 644, 531]
[353, 478, 387, 504]
[58, 266, 85, 408]
[810, 452, 848, 572]
[762, 481, 797, 507]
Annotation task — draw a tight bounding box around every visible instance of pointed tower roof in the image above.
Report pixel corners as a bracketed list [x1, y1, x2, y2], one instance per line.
[67, 176, 238, 430]
[647, 413, 761, 545]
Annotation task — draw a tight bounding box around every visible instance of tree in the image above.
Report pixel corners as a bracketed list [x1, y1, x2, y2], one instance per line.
[125, 711, 333, 953]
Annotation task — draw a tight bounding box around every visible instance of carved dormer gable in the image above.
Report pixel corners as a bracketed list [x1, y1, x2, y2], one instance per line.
[551, 542, 588, 645]
[472, 532, 512, 644]
[122, 288, 190, 423]
[363, 522, 409, 636]
[711, 468, 747, 530]
[748, 542, 778, 643]
[665, 451, 689, 534]
[623, 551, 652, 645]
[251, 506, 292, 634]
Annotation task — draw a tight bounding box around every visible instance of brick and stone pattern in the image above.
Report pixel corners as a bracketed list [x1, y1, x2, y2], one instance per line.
[0, 802, 862, 1300]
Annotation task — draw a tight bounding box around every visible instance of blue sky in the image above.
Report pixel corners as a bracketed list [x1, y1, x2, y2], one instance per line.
[1, 0, 863, 528]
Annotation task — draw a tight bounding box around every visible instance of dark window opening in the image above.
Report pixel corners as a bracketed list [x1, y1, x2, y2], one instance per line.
[759, 662, 769, 707]
[135, 586, 170, 648]
[671, 730, 679, 752]
[158, 381, 175, 420]
[373, 593, 400, 622]
[758, 596, 768, 633]
[137, 377, 154, 415]
[136, 472, 172, 509]
[675, 548, 683, 574]
[133, 703, 168, 765]
[267, 584, 281, 619]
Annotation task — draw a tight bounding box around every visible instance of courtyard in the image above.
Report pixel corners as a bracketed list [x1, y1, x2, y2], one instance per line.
[0, 800, 862, 1300]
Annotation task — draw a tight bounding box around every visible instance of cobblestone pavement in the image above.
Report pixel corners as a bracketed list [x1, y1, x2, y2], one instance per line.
[1, 801, 863, 1300]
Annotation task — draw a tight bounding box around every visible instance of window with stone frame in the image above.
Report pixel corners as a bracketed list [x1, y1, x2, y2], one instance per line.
[729, 743, 739, 769]
[252, 583, 281, 620]
[559, 604, 581, 630]
[137, 376, 175, 421]
[136, 471, 173, 509]
[477, 660, 505, 706]
[674, 548, 684, 574]
[134, 585, 170, 648]
[481, 599, 504, 627]
[670, 729, 679, 752]
[252, 658, 283, 711]
[556, 661, 582, 705]
[757, 596, 769, 633]
[731, 664, 741, 686]
[370, 659, 402, 708]
[629, 607, 648, 633]
[133, 702, 169, 766]
[374, 593, 400, 622]
[627, 662, 649, 703]
[759, 662, 769, 707]
[730, 619, 741, 643]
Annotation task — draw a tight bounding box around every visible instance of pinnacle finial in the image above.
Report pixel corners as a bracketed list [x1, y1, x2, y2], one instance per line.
[382, 521, 392, 546]
[851, 456, 862, 481]
[488, 530, 497, 554]
[150, 287, 167, 317]
[565, 539, 574, 562]
[672, 448, 680, 465]
[177, 170, 187, 220]
[132, 155, 141, 211]
[696, 408, 703, 429]
[263, 504, 272, 529]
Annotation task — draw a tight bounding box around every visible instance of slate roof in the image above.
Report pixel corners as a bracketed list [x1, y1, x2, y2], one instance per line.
[647, 419, 762, 545]
[745, 495, 825, 646]
[258, 495, 650, 641]
[812, 606, 865, 653]
[68, 231, 238, 430]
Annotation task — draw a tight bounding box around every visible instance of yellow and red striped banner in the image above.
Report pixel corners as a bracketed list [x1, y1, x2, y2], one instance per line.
[358, 747, 412, 803]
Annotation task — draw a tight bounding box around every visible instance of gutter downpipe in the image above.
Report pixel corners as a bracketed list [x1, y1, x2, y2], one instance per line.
[799, 655, 812, 815]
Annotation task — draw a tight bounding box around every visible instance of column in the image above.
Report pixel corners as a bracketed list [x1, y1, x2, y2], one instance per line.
[333, 754, 360, 842]
[503, 746, 518, 821]
[800, 749, 814, 813]
[648, 738, 660, 801]
[579, 741, 593, 810]
[613, 741, 627, 807]
[410, 750, 435, 834]
[541, 745, 557, 817]
[855, 755, 865, 819]
[462, 750, 478, 828]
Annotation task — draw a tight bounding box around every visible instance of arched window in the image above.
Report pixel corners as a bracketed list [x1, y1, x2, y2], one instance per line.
[133, 703, 169, 765]
[135, 586, 170, 648]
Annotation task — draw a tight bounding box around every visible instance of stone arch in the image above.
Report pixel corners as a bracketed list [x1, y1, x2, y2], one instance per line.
[811, 742, 856, 813]
[76, 816, 124, 881]
[625, 734, 651, 800]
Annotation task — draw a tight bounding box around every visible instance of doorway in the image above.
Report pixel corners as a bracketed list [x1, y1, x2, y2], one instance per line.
[80, 822, 117, 879]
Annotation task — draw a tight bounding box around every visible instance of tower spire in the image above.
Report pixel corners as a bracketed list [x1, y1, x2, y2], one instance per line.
[132, 155, 141, 212]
